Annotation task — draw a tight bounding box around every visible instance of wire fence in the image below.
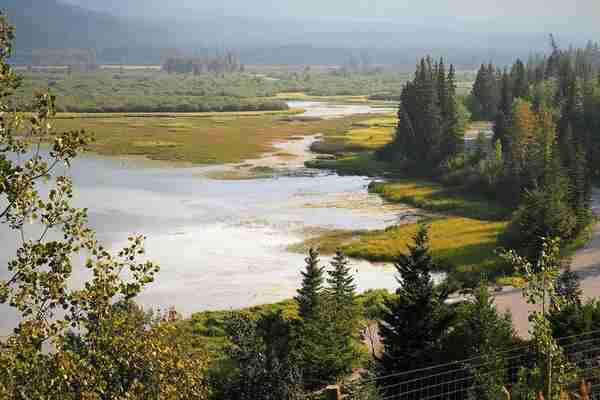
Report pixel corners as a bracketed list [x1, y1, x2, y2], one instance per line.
[341, 329, 600, 400]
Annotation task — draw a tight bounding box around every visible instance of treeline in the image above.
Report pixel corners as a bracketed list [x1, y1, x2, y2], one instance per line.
[373, 227, 598, 400]
[378, 57, 469, 172]
[334, 53, 385, 76]
[163, 52, 243, 75]
[208, 250, 364, 398]
[15, 71, 289, 113]
[380, 39, 600, 258]
[204, 227, 600, 399]
[469, 38, 600, 120]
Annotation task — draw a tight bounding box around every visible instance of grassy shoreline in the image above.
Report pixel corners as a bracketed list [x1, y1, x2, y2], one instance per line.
[302, 119, 513, 285]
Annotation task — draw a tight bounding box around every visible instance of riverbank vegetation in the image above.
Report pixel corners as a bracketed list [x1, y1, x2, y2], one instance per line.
[304, 60, 510, 285]
[53, 112, 364, 164]
[306, 44, 600, 288]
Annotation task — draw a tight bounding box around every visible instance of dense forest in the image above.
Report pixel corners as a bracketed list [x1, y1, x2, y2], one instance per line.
[380, 38, 600, 260]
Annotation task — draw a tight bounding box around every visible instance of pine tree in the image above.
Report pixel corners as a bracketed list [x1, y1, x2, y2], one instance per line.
[471, 63, 500, 120]
[418, 58, 444, 168]
[443, 286, 514, 400]
[442, 64, 465, 159]
[493, 70, 513, 155]
[295, 248, 325, 321]
[379, 224, 454, 375]
[437, 58, 448, 115]
[511, 59, 530, 99]
[296, 250, 360, 388]
[471, 64, 489, 119]
[327, 251, 357, 306]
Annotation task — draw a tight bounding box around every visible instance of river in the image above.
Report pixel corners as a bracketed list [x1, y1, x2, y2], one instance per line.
[0, 101, 437, 335]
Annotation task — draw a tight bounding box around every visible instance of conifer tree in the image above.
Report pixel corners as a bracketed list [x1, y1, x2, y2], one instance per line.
[378, 224, 454, 374]
[442, 64, 465, 158]
[471, 64, 489, 119]
[385, 56, 465, 171]
[327, 251, 357, 306]
[511, 59, 530, 99]
[443, 286, 514, 400]
[493, 70, 513, 154]
[437, 58, 448, 114]
[418, 57, 444, 167]
[295, 248, 325, 321]
[296, 250, 360, 388]
[471, 63, 500, 120]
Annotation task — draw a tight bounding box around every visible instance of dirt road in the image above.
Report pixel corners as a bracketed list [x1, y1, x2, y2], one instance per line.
[494, 190, 600, 338]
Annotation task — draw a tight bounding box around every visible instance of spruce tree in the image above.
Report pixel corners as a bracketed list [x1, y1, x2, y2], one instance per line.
[493, 70, 513, 156]
[296, 250, 360, 388]
[442, 286, 514, 400]
[471, 64, 488, 119]
[472, 63, 500, 120]
[296, 248, 325, 321]
[511, 59, 530, 99]
[442, 64, 465, 159]
[327, 251, 357, 306]
[379, 224, 454, 375]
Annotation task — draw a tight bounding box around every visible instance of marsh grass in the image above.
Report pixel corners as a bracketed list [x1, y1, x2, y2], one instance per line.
[55, 112, 364, 164]
[302, 115, 513, 283]
[292, 217, 507, 273]
[309, 114, 396, 154]
[369, 180, 510, 221]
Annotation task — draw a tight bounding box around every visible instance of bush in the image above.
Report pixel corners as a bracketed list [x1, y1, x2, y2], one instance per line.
[502, 185, 577, 259]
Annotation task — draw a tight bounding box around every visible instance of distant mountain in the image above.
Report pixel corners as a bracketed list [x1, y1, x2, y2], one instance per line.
[1, 0, 175, 64]
[0, 0, 587, 67]
[3, 0, 137, 48]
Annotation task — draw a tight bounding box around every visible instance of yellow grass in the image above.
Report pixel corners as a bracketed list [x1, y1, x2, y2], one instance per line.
[294, 217, 507, 273]
[54, 112, 362, 164]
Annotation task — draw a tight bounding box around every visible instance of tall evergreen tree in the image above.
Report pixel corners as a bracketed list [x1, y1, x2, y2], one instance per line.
[511, 59, 530, 99]
[442, 64, 465, 158]
[295, 248, 325, 321]
[327, 251, 357, 306]
[493, 70, 513, 154]
[471, 62, 500, 120]
[378, 224, 454, 375]
[384, 57, 464, 172]
[443, 286, 515, 400]
[418, 57, 444, 167]
[296, 250, 361, 388]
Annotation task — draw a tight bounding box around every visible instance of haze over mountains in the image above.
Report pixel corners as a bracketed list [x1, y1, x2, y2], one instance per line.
[3, 0, 599, 67]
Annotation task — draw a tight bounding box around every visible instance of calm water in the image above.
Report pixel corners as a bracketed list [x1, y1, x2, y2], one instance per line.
[0, 102, 436, 335]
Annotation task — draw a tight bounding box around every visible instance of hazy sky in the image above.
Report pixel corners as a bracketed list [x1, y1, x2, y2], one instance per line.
[64, 0, 600, 26]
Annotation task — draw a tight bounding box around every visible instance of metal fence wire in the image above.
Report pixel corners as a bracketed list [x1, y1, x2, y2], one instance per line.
[342, 329, 600, 400]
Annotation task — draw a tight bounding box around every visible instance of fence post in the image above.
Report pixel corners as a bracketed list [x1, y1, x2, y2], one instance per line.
[537, 391, 545, 400]
[579, 379, 590, 400]
[503, 386, 511, 400]
[324, 385, 341, 400]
